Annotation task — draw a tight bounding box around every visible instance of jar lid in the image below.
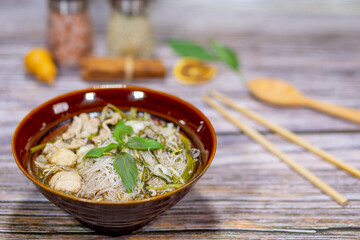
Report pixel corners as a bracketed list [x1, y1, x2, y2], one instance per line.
[111, 0, 147, 16]
[49, 0, 87, 14]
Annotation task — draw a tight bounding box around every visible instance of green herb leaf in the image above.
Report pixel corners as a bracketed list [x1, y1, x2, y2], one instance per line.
[210, 39, 239, 71]
[113, 152, 138, 193]
[168, 39, 214, 61]
[113, 120, 133, 145]
[85, 143, 119, 158]
[125, 136, 164, 150]
[180, 135, 195, 181]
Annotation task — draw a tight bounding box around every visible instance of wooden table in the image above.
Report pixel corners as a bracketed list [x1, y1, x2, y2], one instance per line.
[2, 0, 360, 238]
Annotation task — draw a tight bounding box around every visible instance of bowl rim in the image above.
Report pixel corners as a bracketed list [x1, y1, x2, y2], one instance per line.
[12, 85, 217, 205]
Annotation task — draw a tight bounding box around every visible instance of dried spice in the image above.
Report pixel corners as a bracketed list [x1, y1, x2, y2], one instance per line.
[169, 39, 246, 85]
[172, 58, 217, 84]
[47, 0, 92, 67]
[80, 57, 166, 81]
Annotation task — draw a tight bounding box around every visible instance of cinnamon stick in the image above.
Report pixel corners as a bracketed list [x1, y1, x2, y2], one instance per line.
[80, 57, 166, 81]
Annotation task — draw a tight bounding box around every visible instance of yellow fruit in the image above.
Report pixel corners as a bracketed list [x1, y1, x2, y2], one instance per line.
[36, 61, 57, 84]
[173, 58, 217, 84]
[24, 48, 57, 84]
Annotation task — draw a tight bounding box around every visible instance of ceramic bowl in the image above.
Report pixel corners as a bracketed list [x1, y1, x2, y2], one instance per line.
[12, 85, 216, 235]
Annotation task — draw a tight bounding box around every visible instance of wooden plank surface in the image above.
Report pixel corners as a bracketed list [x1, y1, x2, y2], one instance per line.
[1, 0, 360, 238]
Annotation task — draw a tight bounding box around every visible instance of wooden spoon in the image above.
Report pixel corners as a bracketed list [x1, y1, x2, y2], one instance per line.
[248, 78, 360, 124]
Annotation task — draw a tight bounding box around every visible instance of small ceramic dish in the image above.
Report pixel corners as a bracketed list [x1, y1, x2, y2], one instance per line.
[12, 85, 216, 234]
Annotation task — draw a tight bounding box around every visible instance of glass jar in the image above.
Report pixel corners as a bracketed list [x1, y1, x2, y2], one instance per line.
[107, 0, 155, 57]
[47, 0, 93, 67]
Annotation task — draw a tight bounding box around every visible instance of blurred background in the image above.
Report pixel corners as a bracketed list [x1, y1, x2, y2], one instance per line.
[2, 0, 360, 90]
[2, 0, 360, 131]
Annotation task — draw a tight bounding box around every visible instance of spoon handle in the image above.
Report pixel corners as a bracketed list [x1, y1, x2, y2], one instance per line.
[304, 98, 360, 124]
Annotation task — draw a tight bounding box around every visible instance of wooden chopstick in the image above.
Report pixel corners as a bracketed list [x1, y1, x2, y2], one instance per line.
[202, 94, 348, 206]
[210, 90, 360, 179]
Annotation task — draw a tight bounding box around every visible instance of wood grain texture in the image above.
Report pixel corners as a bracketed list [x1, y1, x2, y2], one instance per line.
[1, 0, 360, 238]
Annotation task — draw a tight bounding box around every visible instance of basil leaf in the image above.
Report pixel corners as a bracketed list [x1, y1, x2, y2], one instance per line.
[113, 120, 133, 145]
[210, 39, 239, 71]
[85, 143, 118, 158]
[125, 136, 164, 150]
[113, 152, 138, 193]
[168, 39, 214, 61]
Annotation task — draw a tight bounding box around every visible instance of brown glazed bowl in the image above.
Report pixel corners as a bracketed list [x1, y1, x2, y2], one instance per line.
[12, 85, 216, 235]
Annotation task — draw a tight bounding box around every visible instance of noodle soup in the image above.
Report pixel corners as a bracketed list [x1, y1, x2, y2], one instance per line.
[31, 104, 200, 202]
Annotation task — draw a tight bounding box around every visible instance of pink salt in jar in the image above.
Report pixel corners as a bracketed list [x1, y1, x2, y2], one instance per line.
[47, 0, 93, 67]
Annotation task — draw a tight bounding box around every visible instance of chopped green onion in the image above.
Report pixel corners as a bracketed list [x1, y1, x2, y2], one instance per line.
[180, 135, 195, 181]
[103, 152, 116, 156]
[147, 184, 184, 190]
[144, 126, 167, 146]
[129, 107, 137, 119]
[30, 143, 47, 153]
[107, 104, 128, 119]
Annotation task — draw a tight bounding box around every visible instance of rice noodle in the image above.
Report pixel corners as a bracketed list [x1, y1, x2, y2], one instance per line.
[34, 104, 200, 202]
